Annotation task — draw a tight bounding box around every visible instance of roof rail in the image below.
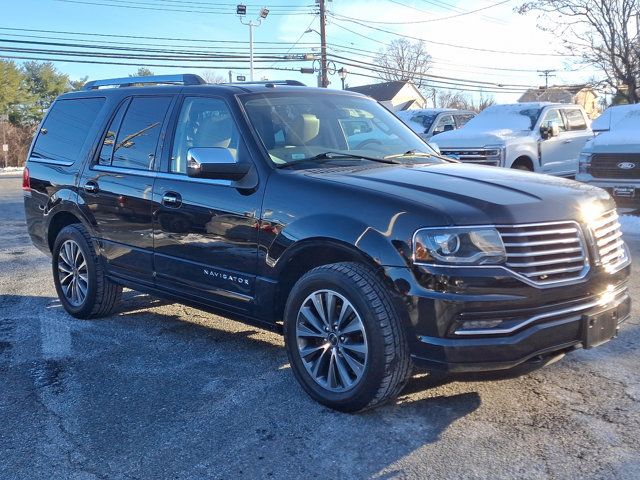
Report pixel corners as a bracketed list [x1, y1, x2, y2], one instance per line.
[83, 74, 206, 90]
[223, 80, 306, 87]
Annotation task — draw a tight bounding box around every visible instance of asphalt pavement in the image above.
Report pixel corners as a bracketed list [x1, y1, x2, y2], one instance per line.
[1, 174, 639, 480]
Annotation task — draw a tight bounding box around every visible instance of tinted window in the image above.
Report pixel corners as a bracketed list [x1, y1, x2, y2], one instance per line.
[32, 97, 105, 163]
[455, 114, 474, 128]
[111, 96, 172, 171]
[564, 109, 587, 131]
[433, 114, 455, 134]
[171, 97, 239, 174]
[97, 99, 129, 166]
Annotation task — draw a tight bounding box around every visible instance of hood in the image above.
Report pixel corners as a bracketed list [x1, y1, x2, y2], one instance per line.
[305, 162, 612, 226]
[432, 129, 529, 148]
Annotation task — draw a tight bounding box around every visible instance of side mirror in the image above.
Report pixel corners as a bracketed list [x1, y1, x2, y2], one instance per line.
[186, 147, 250, 181]
[443, 124, 454, 132]
[541, 121, 560, 139]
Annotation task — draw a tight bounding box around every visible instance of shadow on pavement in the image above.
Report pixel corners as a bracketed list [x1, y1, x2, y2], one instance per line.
[1, 292, 484, 478]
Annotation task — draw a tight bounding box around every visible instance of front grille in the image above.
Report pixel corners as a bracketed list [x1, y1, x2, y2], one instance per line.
[497, 221, 588, 285]
[591, 210, 627, 271]
[589, 153, 640, 178]
[440, 148, 500, 166]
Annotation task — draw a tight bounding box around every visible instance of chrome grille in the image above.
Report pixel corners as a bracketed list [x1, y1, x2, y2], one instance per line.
[591, 210, 627, 271]
[497, 221, 588, 285]
[439, 148, 501, 166]
[588, 153, 640, 179]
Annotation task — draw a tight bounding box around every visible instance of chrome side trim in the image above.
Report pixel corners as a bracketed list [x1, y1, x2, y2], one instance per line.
[91, 165, 233, 186]
[454, 286, 628, 336]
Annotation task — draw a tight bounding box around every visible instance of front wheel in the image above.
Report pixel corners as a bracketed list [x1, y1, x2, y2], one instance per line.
[283, 262, 412, 412]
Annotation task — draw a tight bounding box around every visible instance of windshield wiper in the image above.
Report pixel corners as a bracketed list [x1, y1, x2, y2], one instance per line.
[384, 150, 433, 159]
[278, 151, 400, 167]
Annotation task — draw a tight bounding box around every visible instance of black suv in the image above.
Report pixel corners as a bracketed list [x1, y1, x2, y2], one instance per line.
[24, 74, 631, 412]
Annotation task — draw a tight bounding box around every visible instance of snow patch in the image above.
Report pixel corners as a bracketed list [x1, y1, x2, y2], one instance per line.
[0, 166, 24, 176]
[619, 214, 640, 236]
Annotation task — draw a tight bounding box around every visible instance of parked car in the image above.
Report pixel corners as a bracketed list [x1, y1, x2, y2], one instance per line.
[341, 116, 442, 155]
[435, 102, 593, 177]
[395, 108, 476, 141]
[23, 75, 631, 412]
[575, 104, 640, 211]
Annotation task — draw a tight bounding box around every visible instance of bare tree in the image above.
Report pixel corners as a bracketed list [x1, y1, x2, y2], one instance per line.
[200, 70, 227, 84]
[435, 90, 496, 112]
[437, 90, 471, 109]
[519, 0, 640, 103]
[376, 39, 432, 88]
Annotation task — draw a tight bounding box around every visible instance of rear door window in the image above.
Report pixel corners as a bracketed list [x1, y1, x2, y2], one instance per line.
[32, 97, 105, 164]
[110, 96, 172, 171]
[564, 109, 588, 131]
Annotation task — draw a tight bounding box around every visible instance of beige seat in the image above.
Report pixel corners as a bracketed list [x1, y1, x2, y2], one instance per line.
[285, 114, 320, 145]
[195, 117, 233, 148]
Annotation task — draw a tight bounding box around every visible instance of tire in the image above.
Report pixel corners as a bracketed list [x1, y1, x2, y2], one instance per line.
[52, 224, 122, 319]
[512, 162, 533, 172]
[283, 262, 412, 412]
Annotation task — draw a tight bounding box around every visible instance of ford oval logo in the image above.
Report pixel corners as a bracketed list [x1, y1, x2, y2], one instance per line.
[618, 162, 636, 169]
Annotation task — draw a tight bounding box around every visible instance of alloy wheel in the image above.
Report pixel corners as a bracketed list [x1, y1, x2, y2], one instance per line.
[295, 289, 368, 392]
[57, 239, 88, 307]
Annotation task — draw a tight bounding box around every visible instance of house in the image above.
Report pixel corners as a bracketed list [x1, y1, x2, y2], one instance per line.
[346, 80, 427, 111]
[518, 85, 601, 118]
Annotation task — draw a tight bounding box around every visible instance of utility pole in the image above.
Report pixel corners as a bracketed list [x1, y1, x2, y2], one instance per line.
[318, 0, 328, 88]
[538, 69, 556, 90]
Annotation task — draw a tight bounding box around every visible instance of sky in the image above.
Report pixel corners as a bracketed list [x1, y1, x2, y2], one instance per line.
[0, 0, 604, 104]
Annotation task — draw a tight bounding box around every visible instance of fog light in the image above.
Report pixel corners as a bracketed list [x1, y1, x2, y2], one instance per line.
[459, 319, 503, 330]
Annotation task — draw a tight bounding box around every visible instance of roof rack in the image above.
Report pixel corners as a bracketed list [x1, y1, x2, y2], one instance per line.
[223, 80, 306, 87]
[83, 74, 206, 90]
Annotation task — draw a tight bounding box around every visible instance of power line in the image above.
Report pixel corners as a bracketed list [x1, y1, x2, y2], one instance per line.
[52, 0, 313, 15]
[0, 53, 308, 73]
[0, 26, 318, 45]
[328, 15, 575, 57]
[326, 52, 536, 91]
[332, 0, 511, 25]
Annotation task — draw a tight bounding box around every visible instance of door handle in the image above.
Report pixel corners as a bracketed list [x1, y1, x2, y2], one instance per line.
[162, 191, 182, 207]
[563, 139, 573, 144]
[84, 180, 99, 193]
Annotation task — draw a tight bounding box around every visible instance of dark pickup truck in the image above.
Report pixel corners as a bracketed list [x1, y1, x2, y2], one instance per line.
[23, 74, 631, 412]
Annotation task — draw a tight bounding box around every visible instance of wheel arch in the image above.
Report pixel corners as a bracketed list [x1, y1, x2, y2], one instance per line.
[46, 207, 90, 252]
[511, 155, 535, 171]
[271, 238, 401, 321]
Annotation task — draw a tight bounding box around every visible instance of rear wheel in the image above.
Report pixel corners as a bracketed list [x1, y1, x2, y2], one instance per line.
[284, 262, 412, 412]
[52, 224, 122, 319]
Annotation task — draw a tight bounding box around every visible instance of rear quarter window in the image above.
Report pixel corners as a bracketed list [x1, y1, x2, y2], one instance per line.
[32, 97, 105, 164]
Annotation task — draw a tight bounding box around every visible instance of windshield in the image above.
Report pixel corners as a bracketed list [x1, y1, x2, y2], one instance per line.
[240, 92, 441, 166]
[463, 104, 543, 131]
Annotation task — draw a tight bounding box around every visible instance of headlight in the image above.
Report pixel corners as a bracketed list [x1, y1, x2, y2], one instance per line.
[413, 227, 506, 265]
[578, 152, 592, 174]
[483, 144, 506, 165]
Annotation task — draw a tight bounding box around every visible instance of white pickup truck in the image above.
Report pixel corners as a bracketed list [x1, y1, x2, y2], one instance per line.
[434, 102, 593, 177]
[575, 104, 640, 210]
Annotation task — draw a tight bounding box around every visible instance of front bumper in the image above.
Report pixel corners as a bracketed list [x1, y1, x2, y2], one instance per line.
[385, 263, 631, 373]
[574, 175, 640, 210]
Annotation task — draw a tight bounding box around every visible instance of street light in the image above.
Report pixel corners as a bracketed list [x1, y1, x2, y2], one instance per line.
[237, 4, 269, 81]
[338, 67, 348, 90]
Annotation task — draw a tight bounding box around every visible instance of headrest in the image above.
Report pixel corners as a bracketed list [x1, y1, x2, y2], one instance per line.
[285, 114, 320, 144]
[196, 117, 232, 148]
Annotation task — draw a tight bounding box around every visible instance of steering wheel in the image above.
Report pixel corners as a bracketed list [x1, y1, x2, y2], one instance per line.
[354, 139, 383, 150]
